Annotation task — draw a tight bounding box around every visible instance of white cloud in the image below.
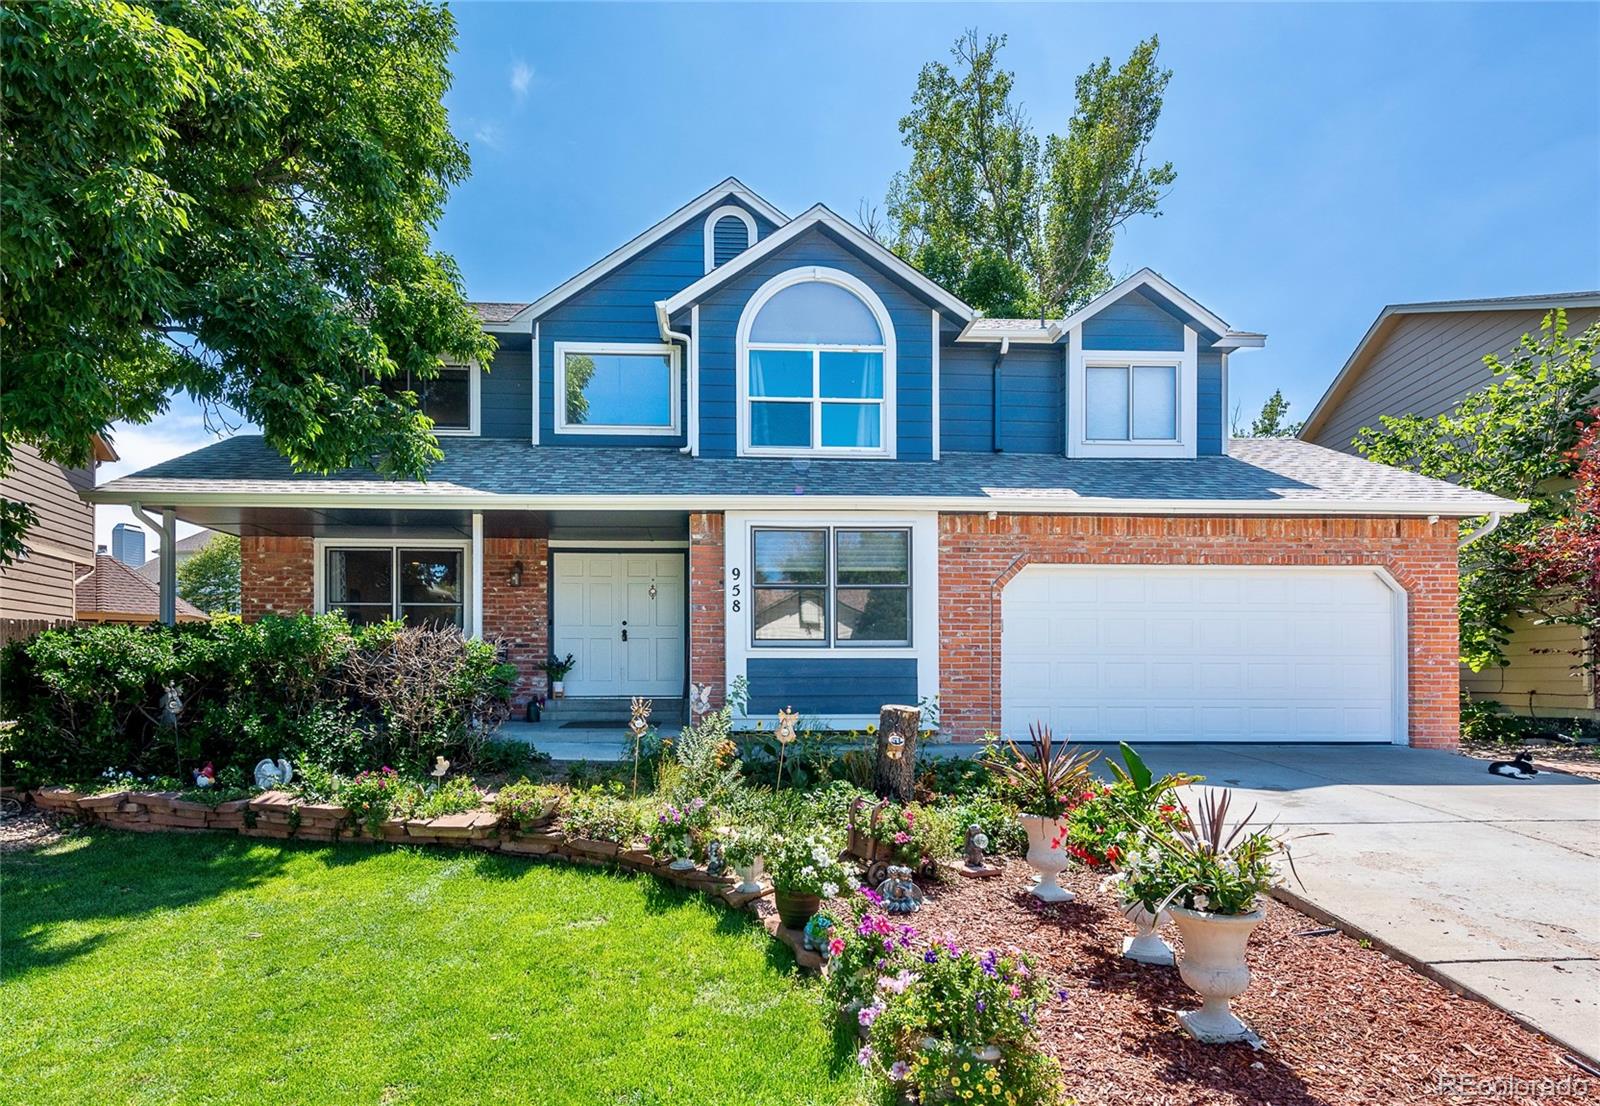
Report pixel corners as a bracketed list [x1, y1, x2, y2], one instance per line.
[510, 60, 532, 102]
[470, 119, 505, 151]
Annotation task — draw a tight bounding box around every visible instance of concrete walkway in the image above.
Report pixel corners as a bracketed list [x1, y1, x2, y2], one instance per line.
[1124, 744, 1600, 1062]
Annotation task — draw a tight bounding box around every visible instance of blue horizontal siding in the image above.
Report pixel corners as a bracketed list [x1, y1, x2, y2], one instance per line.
[481, 346, 532, 438]
[938, 345, 1062, 454]
[746, 657, 918, 715]
[534, 196, 777, 448]
[1081, 289, 1185, 352]
[694, 225, 936, 459]
[1197, 349, 1224, 455]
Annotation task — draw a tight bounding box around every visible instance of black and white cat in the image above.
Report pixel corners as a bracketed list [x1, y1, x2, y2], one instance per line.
[1487, 751, 1539, 779]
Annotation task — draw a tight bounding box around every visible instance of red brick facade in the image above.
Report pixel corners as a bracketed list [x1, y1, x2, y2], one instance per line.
[689, 512, 727, 707]
[482, 537, 548, 708]
[937, 514, 1462, 749]
[240, 536, 314, 619]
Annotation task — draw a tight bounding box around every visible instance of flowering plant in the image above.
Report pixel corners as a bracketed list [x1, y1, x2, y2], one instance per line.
[1123, 789, 1302, 916]
[647, 797, 709, 860]
[493, 779, 563, 833]
[823, 888, 921, 1011]
[341, 767, 416, 834]
[719, 825, 763, 869]
[764, 832, 856, 898]
[1064, 742, 1194, 867]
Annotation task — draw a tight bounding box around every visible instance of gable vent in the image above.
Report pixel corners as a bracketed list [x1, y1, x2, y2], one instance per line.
[712, 214, 750, 267]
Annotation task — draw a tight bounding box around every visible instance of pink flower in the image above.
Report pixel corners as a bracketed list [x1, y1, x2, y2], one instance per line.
[893, 831, 911, 845]
[828, 936, 845, 957]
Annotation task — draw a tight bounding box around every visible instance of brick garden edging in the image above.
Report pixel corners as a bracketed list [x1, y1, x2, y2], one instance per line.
[27, 786, 824, 969]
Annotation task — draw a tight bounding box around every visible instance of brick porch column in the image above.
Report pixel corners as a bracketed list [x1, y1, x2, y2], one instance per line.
[240, 536, 314, 619]
[482, 537, 549, 709]
[689, 512, 726, 707]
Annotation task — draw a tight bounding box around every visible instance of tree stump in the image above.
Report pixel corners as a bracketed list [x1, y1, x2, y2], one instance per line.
[873, 704, 921, 803]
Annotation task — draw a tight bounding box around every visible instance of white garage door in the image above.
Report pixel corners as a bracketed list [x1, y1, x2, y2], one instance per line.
[1001, 566, 1401, 744]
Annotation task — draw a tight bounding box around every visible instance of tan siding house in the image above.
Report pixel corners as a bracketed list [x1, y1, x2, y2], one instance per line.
[0, 439, 117, 624]
[1301, 292, 1600, 718]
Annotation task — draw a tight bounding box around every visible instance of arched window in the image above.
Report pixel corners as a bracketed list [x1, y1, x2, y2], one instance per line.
[737, 267, 896, 457]
[703, 204, 756, 271]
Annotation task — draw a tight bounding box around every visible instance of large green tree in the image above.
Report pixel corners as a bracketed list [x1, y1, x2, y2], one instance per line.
[0, 0, 495, 564]
[872, 31, 1174, 319]
[1357, 311, 1600, 671]
[1234, 389, 1303, 438]
[177, 532, 241, 614]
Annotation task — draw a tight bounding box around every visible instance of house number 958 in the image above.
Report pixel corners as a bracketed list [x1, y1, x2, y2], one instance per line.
[729, 566, 741, 613]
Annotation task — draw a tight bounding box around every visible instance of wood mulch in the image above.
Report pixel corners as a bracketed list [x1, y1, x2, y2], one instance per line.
[0, 805, 67, 853]
[846, 864, 1594, 1106]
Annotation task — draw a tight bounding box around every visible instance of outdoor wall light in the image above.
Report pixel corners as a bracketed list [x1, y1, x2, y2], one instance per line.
[508, 560, 524, 587]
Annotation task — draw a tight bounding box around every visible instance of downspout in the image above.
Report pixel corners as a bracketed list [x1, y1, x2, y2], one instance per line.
[657, 300, 696, 455]
[129, 502, 176, 625]
[991, 337, 1010, 453]
[1458, 511, 1503, 549]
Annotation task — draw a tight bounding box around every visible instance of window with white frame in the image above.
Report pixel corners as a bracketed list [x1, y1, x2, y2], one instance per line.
[324, 546, 465, 628]
[751, 527, 910, 646]
[1084, 362, 1179, 441]
[383, 363, 477, 434]
[741, 272, 895, 456]
[554, 342, 680, 435]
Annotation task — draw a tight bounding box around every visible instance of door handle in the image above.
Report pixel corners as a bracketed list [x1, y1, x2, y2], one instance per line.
[621, 620, 628, 642]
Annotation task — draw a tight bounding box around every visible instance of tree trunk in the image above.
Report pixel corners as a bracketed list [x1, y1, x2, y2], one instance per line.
[874, 704, 921, 803]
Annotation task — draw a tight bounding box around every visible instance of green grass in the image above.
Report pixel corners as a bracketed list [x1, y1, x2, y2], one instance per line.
[2, 830, 864, 1105]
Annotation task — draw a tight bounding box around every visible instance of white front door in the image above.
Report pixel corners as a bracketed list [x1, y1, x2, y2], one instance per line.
[552, 552, 685, 698]
[1000, 566, 1401, 743]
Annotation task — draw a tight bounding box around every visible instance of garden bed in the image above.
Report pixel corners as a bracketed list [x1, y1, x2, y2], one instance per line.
[837, 861, 1592, 1106]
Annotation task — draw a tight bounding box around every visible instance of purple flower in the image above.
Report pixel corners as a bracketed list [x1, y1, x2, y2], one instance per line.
[889, 1060, 909, 1081]
[1056, 987, 1071, 1003]
[924, 948, 940, 964]
[856, 1045, 874, 1070]
[975, 997, 986, 1012]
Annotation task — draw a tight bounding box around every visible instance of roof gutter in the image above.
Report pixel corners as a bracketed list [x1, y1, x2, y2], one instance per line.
[1458, 510, 1504, 549]
[656, 305, 696, 456]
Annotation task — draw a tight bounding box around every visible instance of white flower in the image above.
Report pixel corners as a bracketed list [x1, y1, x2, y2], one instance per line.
[845, 874, 860, 890]
[811, 846, 830, 865]
[801, 865, 815, 879]
[821, 881, 839, 899]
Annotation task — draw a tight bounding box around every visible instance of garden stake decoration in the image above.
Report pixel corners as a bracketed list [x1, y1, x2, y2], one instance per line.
[774, 706, 799, 790]
[629, 697, 652, 798]
[689, 682, 713, 723]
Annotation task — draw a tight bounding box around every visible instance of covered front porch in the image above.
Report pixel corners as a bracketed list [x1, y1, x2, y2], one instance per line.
[133, 501, 721, 718]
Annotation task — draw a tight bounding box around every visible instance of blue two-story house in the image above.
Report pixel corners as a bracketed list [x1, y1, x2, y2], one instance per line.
[92, 179, 1519, 747]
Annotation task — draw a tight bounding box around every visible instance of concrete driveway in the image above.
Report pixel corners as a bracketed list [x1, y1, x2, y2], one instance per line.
[1115, 744, 1600, 1062]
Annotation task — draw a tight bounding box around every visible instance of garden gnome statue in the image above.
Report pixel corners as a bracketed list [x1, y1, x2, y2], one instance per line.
[705, 839, 727, 878]
[192, 762, 215, 790]
[802, 912, 836, 955]
[876, 866, 924, 915]
[689, 683, 713, 722]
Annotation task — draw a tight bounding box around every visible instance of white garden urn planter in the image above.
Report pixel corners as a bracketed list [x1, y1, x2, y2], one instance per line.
[1169, 905, 1265, 1043]
[1017, 814, 1073, 903]
[1120, 900, 1175, 966]
[734, 856, 764, 894]
[667, 856, 696, 872]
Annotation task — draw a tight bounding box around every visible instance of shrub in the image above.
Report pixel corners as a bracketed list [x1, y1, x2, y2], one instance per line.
[407, 775, 484, 820]
[561, 787, 644, 844]
[477, 737, 549, 776]
[340, 767, 415, 834]
[656, 705, 743, 804]
[944, 793, 1027, 858]
[493, 779, 563, 832]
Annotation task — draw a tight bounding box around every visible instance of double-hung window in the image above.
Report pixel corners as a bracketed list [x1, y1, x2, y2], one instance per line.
[324, 546, 465, 628]
[743, 276, 892, 455]
[1084, 363, 1179, 442]
[554, 342, 680, 435]
[384, 363, 477, 434]
[751, 527, 910, 646]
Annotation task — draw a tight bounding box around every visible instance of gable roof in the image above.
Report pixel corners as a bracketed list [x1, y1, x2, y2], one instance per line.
[512, 178, 789, 326]
[1299, 290, 1600, 441]
[77, 553, 206, 623]
[656, 204, 976, 326]
[954, 268, 1265, 349]
[136, 528, 217, 582]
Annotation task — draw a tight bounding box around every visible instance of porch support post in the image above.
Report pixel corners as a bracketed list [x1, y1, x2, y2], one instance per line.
[470, 511, 485, 639]
[158, 511, 177, 626]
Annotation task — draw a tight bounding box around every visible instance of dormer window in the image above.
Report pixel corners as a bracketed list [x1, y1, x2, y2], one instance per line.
[1067, 325, 1197, 459]
[1085, 363, 1178, 442]
[703, 204, 757, 272]
[737, 267, 898, 458]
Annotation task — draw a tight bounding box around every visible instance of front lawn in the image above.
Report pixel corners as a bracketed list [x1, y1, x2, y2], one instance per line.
[2, 831, 861, 1106]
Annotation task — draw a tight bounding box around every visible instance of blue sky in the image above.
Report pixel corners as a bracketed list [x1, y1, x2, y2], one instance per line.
[102, 1, 1600, 549]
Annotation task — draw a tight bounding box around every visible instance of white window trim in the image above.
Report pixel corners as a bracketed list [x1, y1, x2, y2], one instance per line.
[1067, 324, 1197, 459]
[723, 511, 939, 731]
[735, 266, 898, 459]
[703, 204, 758, 273]
[394, 361, 479, 437]
[748, 524, 914, 650]
[552, 341, 682, 437]
[312, 537, 474, 629]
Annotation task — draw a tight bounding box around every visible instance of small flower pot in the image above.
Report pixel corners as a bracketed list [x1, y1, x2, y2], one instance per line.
[773, 889, 821, 931]
[551, 681, 565, 700]
[734, 856, 765, 894]
[1017, 813, 1074, 903]
[1169, 905, 1265, 1043]
[1120, 900, 1175, 966]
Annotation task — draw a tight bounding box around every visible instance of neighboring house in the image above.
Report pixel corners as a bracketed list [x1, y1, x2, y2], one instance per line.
[88, 179, 1521, 748]
[135, 528, 218, 584]
[76, 553, 206, 624]
[0, 436, 118, 627]
[1301, 292, 1600, 720]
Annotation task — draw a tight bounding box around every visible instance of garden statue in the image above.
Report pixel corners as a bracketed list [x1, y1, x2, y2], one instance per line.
[775, 707, 798, 745]
[629, 697, 653, 738]
[689, 683, 713, 721]
[705, 839, 726, 878]
[158, 684, 184, 728]
[253, 757, 294, 790]
[960, 824, 1001, 879]
[876, 866, 924, 915]
[802, 912, 836, 956]
[192, 762, 215, 790]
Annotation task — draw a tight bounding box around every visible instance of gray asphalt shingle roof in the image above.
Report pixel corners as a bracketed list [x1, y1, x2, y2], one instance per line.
[471, 302, 531, 325]
[88, 436, 1521, 516]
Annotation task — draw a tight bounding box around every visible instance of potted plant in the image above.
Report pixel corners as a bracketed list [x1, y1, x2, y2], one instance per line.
[539, 653, 575, 699]
[765, 832, 856, 930]
[649, 797, 708, 870]
[723, 827, 765, 893]
[983, 724, 1098, 902]
[1101, 848, 1175, 967]
[1137, 789, 1304, 1043]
